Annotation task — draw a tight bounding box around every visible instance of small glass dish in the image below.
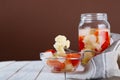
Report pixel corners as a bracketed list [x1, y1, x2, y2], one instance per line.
[40, 52, 81, 73]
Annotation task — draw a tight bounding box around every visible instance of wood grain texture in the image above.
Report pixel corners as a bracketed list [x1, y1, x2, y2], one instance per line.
[0, 61, 30, 80]
[8, 61, 44, 80]
[0, 61, 15, 69]
[0, 61, 119, 80]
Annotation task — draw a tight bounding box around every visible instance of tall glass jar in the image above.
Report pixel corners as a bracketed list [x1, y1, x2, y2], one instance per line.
[78, 13, 111, 64]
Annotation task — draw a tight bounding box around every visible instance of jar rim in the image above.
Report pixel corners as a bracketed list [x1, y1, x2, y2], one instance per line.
[81, 13, 107, 21]
[81, 13, 107, 17]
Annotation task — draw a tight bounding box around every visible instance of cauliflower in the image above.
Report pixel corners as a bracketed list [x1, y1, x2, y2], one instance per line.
[83, 34, 101, 51]
[53, 35, 70, 56]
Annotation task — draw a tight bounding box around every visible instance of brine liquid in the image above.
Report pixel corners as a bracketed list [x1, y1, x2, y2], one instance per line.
[78, 28, 110, 53]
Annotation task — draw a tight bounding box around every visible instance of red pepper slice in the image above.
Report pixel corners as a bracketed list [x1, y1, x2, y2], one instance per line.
[78, 36, 85, 51]
[66, 53, 81, 66]
[46, 49, 56, 53]
[101, 31, 110, 52]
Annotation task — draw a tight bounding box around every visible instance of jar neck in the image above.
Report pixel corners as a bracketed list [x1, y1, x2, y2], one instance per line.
[81, 13, 108, 21]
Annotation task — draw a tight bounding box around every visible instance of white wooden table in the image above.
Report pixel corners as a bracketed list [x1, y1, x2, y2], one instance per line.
[0, 61, 66, 80]
[0, 61, 120, 80]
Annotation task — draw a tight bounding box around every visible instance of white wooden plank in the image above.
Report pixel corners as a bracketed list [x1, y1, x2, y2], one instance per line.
[0, 61, 30, 80]
[0, 61, 15, 69]
[8, 61, 44, 80]
[36, 65, 65, 80]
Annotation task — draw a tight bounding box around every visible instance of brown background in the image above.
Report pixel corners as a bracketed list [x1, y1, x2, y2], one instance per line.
[0, 0, 120, 61]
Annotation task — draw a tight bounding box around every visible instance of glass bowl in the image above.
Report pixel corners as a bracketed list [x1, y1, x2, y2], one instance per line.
[40, 52, 81, 73]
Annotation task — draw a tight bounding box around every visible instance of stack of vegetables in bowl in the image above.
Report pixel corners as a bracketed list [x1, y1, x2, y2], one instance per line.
[40, 35, 81, 73]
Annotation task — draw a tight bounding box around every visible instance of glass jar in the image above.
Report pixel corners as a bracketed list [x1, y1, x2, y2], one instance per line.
[78, 13, 110, 54]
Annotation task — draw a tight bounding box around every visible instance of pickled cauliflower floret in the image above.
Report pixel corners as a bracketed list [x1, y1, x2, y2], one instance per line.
[81, 34, 101, 65]
[83, 34, 101, 51]
[53, 35, 70, 56]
